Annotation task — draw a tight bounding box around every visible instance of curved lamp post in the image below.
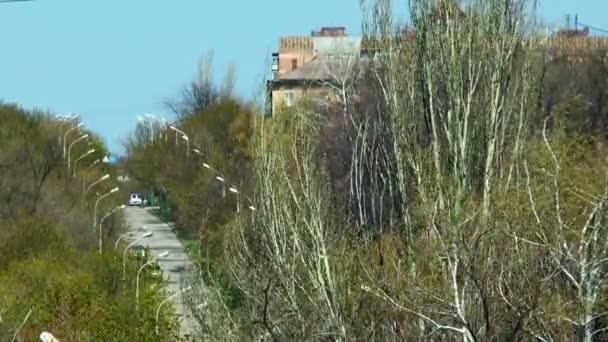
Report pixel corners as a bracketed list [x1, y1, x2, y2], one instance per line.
[67, 133, 89, 173]
[82, 173, 109, 202]
[181, 134, 190, 157]
[93, 186, 119, 230]
[244, 194, 256, 212]
[122, 232, 153, 275]
[115, 226, 147, 249]
[72, 149, 95, 178]
[155, 286, 192, 336]
[228, 186, 257, 213]
[215, 176, 226, 197]
[62, 122, 83, 159]
[99, 204, 127, 227]
[56, 115, 76, 146]
[88, 159, 101, 169]
[228, 186, 240, 213]
[85, 174, 109, 196]
[192, 148, 204, 163]
[136, 251, 170, 311]
[98, 204, 127, 253]
[169, 125, 186, 146]
[202, 162, 226, 197]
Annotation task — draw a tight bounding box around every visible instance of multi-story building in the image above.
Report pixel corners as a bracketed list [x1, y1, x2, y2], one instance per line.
[267, 27, 362, 116]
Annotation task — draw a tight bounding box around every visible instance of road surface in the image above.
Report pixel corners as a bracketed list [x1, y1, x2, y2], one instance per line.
[123, 206, 195, 339]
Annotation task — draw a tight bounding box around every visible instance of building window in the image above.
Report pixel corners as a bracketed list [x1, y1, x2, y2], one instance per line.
[285, 92, 295, 107]
[291, 58, 298, 70]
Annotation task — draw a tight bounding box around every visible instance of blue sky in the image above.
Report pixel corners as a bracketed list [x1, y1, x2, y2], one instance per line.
[0, 0, 606, 154]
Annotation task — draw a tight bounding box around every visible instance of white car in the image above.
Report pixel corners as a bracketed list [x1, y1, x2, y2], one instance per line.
[128, 193, 143, 206]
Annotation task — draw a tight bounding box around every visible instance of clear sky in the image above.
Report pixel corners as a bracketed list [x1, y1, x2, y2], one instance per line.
[0, 0, 606, 154]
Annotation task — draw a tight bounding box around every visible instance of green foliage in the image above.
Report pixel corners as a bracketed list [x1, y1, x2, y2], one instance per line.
[121, 3, 608, 340]
[0, 252, 180, 341]
[0, 216, 72, 271]
[124, 97, 254, 259]
[0, 103, 180, 340]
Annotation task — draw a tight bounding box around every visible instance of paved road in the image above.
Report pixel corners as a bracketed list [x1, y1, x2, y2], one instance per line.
[123, 206, 195, 338]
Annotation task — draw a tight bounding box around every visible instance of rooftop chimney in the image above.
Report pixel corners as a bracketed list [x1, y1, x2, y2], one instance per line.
[312, 27, 346, 37]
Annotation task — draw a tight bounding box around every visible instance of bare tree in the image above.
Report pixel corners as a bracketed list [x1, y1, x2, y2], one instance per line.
[358, 0, 545, 339]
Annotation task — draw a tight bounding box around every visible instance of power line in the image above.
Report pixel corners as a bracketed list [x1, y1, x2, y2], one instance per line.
[0, 0, 37, 3]
[577, 22, 608, 35]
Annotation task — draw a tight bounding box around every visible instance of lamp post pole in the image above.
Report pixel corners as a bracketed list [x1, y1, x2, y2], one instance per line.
[67, 134, 89, 174]
[56, 114, 77, 147]
[229, 186, 240, 213]
[72, 149, 95, 179]
[136, 251, 170, 311]
[169, 125, 186, 146]
[155, 287, 192, 336]
[93, 187, 119, 232]
[98, 204, 126, 253]
[245, 195, 256, 212]
[84, 174, 109, 201]
[215, 176, 226, 197]
[114, 226, 147, 249]
[88, 159, 101, 169]
[62, 122, 82, 160]
[122, 233, 153, 275]
[201, 163, 226, 197]
[181, 135, 190, 157]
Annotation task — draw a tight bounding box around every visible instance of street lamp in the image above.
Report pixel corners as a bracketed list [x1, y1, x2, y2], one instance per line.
[155, 287, 193, 336]
[88, 159, 101, 168]
[67, 133, 89, 173]
[245, 196, 257, 212]
[62, 122, 83, 160]
[99, 204, 126, 229]
[227, 187, 256, 212]
[181, 135, 189, 157]
[98, 204, 127, 253]
[201, 162, 226, 197]
[115, 226, 147, 249]
[122, 232, 153, 275]
[169, 125, 186, 146]
[136, 251, 170, 311]
[82, 173, 109, 202]
[229, 186, 240, 213]
[215, 176, 226, 197]
[72, 149, 95, 178]
[93, 187, 119, 231]
[56, 114, 77, 146]
[84, 174, 109, 198]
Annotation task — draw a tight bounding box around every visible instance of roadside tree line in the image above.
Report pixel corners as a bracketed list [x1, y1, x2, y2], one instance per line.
[124, 0, 608, 340]
[0, 104, 181, 341]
